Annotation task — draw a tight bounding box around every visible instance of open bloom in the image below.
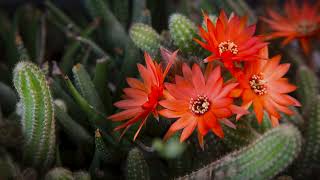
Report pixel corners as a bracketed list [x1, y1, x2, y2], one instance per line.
[262, 0, 320, 55]
[195, 11, 266, 75]
[108, 50, 177, 140]
[159, 63, 247, 147]
[235, 47, 301, 126]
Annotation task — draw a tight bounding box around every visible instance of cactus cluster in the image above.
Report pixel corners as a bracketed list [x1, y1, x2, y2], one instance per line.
[0, 0, 319, 179]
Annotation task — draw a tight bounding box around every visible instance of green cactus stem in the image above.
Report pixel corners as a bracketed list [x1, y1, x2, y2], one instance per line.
[72, 63, 105, 113]
[13, 61, 55, 169]
[130, 23, 160, 54]
[177, 124, 302, 180]
[54, 103, 93, 146]
[300, 95, 320, 167]
[126, 148, 150, 180]
[169, 13, 199, 54]
[222, 120, 260, 150]
[296, 65, 318, 113]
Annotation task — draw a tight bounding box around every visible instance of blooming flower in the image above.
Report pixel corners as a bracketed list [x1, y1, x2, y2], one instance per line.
[195, 11, 267, 75]
[108, 50, 177, 140]
[235, 47, 301, 126]
[159, 63, 247, 147]
[262, 0, 320, 55]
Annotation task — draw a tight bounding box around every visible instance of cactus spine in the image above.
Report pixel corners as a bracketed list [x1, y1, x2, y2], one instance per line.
[130, 23, 160, 54]
[13, 61, 55, 169]
[177, 125, 302, 180]
[126, 148, 150, 180]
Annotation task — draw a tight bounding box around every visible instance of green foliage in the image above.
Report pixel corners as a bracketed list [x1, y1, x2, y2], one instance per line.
[130, 23, 161, 54]
[13, 61, 56, 169]
[178, 125, 302, 180]
[126, 148, 150, 180]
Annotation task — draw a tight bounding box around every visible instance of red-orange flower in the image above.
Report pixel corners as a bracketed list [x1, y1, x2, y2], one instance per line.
[262, 0, 320, 55]
[235, 47, 301, 126]
[195, 11, 267, 75]
[159, 63, 248, 147]
[108, 50, 177, 140]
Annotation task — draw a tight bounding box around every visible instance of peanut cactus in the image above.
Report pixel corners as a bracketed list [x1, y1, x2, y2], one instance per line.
[130, 23, 161, 54]
[0, 0, 318, 179]
[13, 61, 55, 169]
[169, 13, 199, 53]
[126, 148, 150, 180]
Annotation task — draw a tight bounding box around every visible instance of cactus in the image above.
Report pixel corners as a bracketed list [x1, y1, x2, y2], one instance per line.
[169, 13, 199, 53]
[222, 120, 260, 150]
[94, 129, 113, 163]
[72, 63, 105, 113]
[126, 148, 150, 180]
[130, 23, 161, 54]
[45, 167, 73, 180]
[296, 65, 318, 112]
[213, 0, 256, 23]
[299, 96, 320, 167]
[177, 125, 302, 180]
[13, 61, 55, 169]
[54, 103, 93, 146]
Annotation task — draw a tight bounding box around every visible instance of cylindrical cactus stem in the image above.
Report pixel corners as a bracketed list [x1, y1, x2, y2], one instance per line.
[177, 124, 302, 180]
[54, 103, 93, 146]
[299, 95, 320, 168]
[281, 107, 304, 129]
[296, 65, 318, 113]
[169, 13, 199, 54]
[129, 23, 160, 55]
[94, 129, 113, 163]
[222, 120, 260, 150]
[72, 63, 105, 113]
[45, 167, 73, 180]
[13, 61, 56, 169]
[126, 148, 150, 180]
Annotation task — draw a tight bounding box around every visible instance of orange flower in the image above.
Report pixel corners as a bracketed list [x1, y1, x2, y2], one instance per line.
[108, 50, 177, 140]
[195, 11, 267, 75]
[159, 63, 248, 147]
[262, 0, 320, 55]
[235, 47, 301, 126]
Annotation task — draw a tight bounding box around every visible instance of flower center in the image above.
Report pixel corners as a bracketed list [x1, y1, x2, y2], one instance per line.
[218, 40, 238, 55]
[296, 20, 318, 35]
[249, 73, 267, 96]
[189, 95, 210, 115]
